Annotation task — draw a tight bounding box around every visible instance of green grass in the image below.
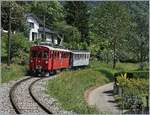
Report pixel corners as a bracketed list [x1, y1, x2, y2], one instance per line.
[1, 64, 27, 83]
[47, 69, 110, 113]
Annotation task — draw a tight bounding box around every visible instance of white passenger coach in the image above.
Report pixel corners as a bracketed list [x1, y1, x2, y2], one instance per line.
[71, 50, 90, 67]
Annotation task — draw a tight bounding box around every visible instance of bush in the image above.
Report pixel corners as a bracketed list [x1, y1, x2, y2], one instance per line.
[116, 74, 148, 109]
[117, 74, 148, 95]
[114, 71, 149, 79]
[1, 64, 27, 83]
[1, 32, 31, 64]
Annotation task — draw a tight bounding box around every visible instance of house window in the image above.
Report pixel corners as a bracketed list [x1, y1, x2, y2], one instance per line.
[32, 32, 37, 41]
[29, 22, 34, 28]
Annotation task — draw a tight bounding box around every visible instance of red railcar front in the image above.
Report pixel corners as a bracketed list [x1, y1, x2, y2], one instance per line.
[29, 45, 51, 75]
[29, 45, 71, 76]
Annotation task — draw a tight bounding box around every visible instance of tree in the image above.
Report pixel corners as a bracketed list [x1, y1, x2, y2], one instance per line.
[2, 1, 26, 65]
[124, 1, 149, 63]
[30, 1, 64, 28]
[91, 2, 131, 68]
[64, 1, 90, 46]
[53, 22, 81, 49]
[2, 1, 25, 32]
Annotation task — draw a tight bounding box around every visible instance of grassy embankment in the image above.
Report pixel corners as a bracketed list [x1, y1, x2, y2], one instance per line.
[47, 60, 146, 113]
[1, 64, 27, 83]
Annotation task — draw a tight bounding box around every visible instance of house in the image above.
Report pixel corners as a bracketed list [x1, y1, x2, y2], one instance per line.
[25, 13, 62, 45]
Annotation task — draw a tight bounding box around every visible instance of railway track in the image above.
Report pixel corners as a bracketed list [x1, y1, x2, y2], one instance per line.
[9, 77, 52, 114]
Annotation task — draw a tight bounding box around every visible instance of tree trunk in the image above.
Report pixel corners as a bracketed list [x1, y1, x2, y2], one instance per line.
[140, 41, 144, 69]
[106, 49, 109, 64]
[113, 37, 116, 69]
[140, 42, 143, 63]
[43, 15, 46, 41]
[7, 5, 11, 66]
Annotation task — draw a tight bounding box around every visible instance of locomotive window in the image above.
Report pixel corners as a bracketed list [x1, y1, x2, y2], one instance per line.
[63, 53, 65, 58]
[49, 51, 51, 58]
[65, 53, 68, 58]
[64, 53, 66, 58]
[56, 52, 58, 58]
[37, 52, 42, 58]
[54, 52, 56, 58]
[59, 52, 61, 59]
[61, 52, 63, 58]
[57, 52, 59, 59]
[43, 51, 48, 58]
[31, 51, 37, 57]
[55, 52, 57, 58]
[57, 52, 59, 58]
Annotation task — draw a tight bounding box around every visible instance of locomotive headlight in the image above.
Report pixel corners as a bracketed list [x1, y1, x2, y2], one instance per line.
[45, 61, 48, 64]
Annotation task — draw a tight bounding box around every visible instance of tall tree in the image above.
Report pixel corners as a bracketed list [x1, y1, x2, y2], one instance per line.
[64, 1, 90, 45]
[2, 1, 25, 65]
[91, 2, 131, 68]
[30, 1, 64, 28]
[2, 1, 25, 32]
[125, 1, 149, 63]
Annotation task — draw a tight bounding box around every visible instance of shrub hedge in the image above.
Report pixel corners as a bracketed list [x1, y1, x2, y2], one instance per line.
[114, 73, 149, 110]
[114, 71, 149, 80]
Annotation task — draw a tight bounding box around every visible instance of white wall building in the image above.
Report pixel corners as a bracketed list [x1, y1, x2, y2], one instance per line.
[26, 15, 39, 41]
[26, 13, 61, 45]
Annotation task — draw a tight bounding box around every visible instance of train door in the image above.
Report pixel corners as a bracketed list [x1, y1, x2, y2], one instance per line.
[50, 50, 54, 71]
[69, 52, 73, 68]
[47, 50, 52, 71]
[41, 50, 49, 70]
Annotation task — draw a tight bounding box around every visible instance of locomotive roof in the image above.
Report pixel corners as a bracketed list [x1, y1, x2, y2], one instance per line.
[31, 45, 90, 54]
[32, 45, 71, 52]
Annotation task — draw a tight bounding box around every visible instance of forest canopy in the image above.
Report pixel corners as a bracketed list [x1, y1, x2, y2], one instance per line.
[1, 1, 149, 67]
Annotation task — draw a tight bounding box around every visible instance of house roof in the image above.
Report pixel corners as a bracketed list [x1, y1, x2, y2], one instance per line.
[25, 13, 43, 25]
[25, 13, 63, 40]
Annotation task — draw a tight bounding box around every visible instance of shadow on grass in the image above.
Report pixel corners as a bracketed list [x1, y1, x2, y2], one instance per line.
[99, 69, 114, 81]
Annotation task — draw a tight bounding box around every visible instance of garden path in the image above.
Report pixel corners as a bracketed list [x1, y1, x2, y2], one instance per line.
[87, 82, 121, 114]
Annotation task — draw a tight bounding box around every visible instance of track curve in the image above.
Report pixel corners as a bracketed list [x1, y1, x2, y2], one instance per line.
[9, 77, 52, 114]
[9, 77, 31, 114]
[29, 78, 52, 114]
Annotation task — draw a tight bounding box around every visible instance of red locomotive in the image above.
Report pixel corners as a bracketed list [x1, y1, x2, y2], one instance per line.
[29, 45, 90, 76]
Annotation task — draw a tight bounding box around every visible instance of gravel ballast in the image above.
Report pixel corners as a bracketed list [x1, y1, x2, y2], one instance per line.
[31, 76, 73, 114]
[0, 75, 73, 114]
[0, 76, 29, 114]
[12, 77, 46, 114]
